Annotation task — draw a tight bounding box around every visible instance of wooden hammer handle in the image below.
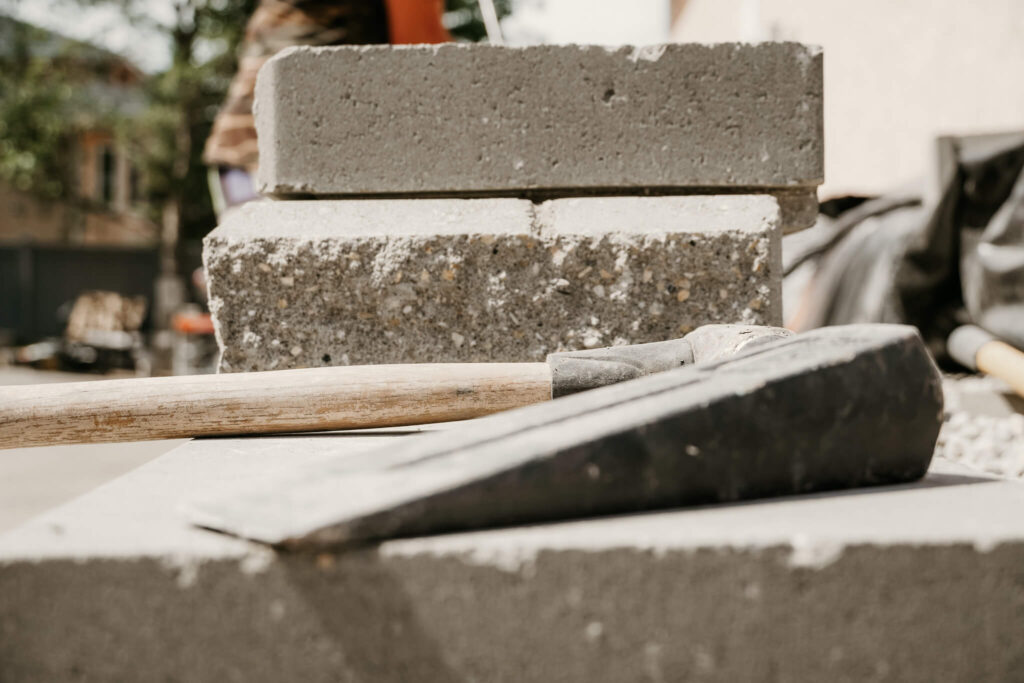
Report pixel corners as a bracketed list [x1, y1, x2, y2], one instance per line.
[0, 363, 553, 449]
[976, 341, 1024, 399]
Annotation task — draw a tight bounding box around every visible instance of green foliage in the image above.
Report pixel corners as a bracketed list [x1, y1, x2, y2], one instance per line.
[0, 19, 117, 200]
[118, 0, 258, 239]
[445, 0, 513, 42]
[0, 63, 73, 199]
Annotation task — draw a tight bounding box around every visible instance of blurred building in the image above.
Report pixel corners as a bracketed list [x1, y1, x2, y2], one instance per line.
[0, 16, 159, 347]
[671, 0, 1024, 199]
[0, 15, 157, 246]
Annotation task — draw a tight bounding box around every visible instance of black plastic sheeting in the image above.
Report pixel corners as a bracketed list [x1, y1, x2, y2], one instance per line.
[786, 131, 1024, 364]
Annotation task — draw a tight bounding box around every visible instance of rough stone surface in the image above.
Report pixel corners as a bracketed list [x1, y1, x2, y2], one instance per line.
[254, 43, 823, 231]
[204, 195, 781, 372]
[3, 435, 1024, 682]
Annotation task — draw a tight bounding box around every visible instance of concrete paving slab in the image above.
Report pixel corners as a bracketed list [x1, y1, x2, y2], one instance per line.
[254, 43, 823, 231]
[204, 195, 781, 372]
[3, 431, 1024, 681]
[0, 367, 185, 533]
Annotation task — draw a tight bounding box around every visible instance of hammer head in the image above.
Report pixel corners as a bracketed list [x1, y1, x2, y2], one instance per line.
[547, 325, 792, 397]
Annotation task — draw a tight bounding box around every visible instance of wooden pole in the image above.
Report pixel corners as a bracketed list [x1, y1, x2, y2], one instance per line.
[976, 340, 1024, 399]
[0, 363, 552, 449]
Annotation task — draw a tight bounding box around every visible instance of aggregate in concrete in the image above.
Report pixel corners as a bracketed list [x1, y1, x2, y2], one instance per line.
[3, 435, 1024, 682]
[254, 43, 823, 231]
[204, 195, 782, 372]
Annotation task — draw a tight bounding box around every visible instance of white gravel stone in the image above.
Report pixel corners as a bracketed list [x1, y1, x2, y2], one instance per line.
[935, 376, 1024, 479]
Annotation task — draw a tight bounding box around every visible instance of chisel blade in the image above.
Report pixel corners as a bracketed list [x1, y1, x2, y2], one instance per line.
[186, 324, 943, 550]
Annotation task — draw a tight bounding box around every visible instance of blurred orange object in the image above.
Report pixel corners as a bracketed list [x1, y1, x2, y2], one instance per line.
[385, 0, 451, 44]
[172, 312, 215, 336]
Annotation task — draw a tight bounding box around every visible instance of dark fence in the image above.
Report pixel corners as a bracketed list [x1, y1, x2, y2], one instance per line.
[0, 244, 159, 344]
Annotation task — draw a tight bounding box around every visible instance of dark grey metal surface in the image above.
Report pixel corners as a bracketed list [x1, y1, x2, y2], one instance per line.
[547, 325, 791, 397]
[188, 324, 943, 550]
[547, 337, 695, 398]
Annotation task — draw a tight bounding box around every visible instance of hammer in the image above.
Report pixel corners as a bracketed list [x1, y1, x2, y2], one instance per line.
[0, 325, 790, 450]
[187, 324, 942, 549]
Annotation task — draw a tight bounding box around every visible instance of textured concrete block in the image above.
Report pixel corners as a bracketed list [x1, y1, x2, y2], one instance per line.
[3, 436, 1024, 682]
[204, 195, 781, 372]
[255, 43, 823, 231]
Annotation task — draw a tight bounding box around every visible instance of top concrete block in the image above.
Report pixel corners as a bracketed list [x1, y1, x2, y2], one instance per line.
[255, 43, 823, 201]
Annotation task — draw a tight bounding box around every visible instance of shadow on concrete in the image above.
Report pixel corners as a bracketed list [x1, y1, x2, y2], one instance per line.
[247, 469, 1003, 555]
[594, 468, 1001, 519]
[194, 429, 428, 441]
[914, 470, 1000, 488]
[281, 551, 464, 682]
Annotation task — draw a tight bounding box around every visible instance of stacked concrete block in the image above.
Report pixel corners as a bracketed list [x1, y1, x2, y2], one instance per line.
[206, 41, 823, 370]
[255, 43, 823, 232]
[206, 196, 780, 371]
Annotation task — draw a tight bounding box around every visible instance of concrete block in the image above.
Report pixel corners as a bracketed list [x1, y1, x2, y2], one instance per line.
[3, 434, 1024, 682]
[254, 43, 823, 231]
[204, 195, 781, 372]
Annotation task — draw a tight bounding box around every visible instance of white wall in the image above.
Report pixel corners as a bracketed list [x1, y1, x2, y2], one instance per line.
[673, 0, 1024, 198]
[504, 0, 670, 46]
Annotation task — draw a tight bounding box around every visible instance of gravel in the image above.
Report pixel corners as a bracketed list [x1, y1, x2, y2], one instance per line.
[934, 376, 1024, 479]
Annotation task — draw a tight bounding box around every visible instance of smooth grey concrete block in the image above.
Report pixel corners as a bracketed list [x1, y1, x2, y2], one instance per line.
[204, 195, 781, 372]
[254, 43, 823, 231]
[3, 435, 1024, 682]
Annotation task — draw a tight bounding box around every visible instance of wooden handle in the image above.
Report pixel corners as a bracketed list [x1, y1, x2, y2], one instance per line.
[0, 363, 553, 449]
[976, 341, 1024, 399]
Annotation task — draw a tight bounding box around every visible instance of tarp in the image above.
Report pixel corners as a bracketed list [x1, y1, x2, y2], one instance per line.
[785, 131, 1024, 364]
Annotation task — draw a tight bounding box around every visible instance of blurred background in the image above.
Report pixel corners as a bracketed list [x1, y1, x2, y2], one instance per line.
[1, 0, 1021, 377]
[1, 0, 1022, 530]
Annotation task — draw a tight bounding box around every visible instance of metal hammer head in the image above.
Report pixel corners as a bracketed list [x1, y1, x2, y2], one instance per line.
[546, 325, 793, 397]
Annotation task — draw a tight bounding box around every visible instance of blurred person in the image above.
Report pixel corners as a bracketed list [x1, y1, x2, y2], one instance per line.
[203, 0, 450, 215]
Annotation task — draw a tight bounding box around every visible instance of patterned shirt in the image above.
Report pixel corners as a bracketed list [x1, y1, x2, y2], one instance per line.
[203, 0, 390, 170]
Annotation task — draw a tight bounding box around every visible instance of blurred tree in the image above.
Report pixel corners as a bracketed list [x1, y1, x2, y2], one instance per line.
[0, 17, 125, 202]
[0, 51, 75, 200]
[92, 0, 259, 245]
